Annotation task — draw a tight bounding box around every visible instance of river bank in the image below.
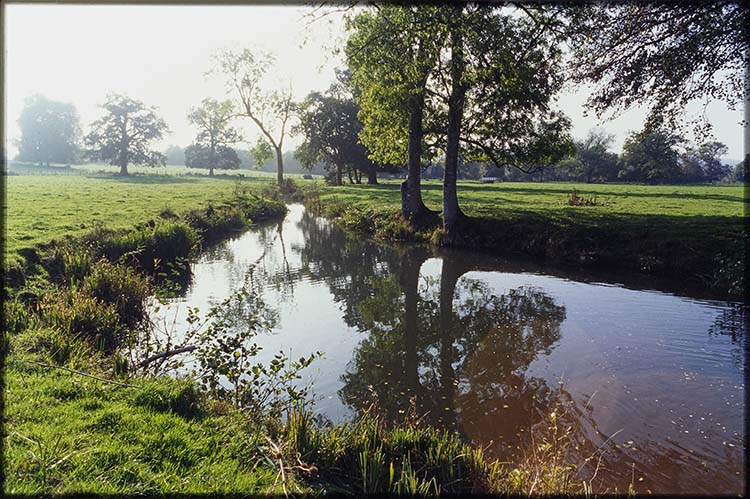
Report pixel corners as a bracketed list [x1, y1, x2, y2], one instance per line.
[298, 180, 745, 298]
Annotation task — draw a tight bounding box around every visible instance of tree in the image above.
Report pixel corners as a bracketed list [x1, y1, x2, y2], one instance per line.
[566, 3, 745, 137]
[435, 5, 573, 240]
[346, 5, 446, 222]
[618, 128, 684, 184]
[184, 144, 240, 171]
[16, 94, 81, 166]
[568, 129, 619, 183]
[84, 94, 169, 176]
[213, 48, 293, 185]
[732, 161, 745, 183]
[680, 141, 730, 183]
[164, 144, 185, 165]
[295, 78, 378, 185]
[187, 98, 242, 177]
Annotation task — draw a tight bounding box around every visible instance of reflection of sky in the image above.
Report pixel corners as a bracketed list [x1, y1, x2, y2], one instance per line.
[152, 204, 744, 494]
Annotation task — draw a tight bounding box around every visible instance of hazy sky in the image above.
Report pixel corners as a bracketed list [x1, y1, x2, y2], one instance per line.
[4, 5, 745, 160]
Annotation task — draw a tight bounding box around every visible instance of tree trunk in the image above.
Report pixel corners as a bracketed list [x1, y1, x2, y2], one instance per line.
[401, 94, 429, 222]
[443, 11, 467, 244]
[209, 142, 216, 177]
[347, 167, 354, 184]
[336, 164, 343, 186]
[119, 117, 129, 176]
[275, 146, 284, 185]
[354, 168, 362, 184]
[367, 167, 378, 185]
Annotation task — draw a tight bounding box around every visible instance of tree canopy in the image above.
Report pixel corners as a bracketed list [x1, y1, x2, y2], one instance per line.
[566, 2, 745, 136]
[185, 144, 240, 171]
[187, 98, 242, 176]
[84, 94, 169, 176]
[213, 48, 293, 185]
[618, 128, 685, 184]
[16, 94, 81, 166]
[295, 77, 378, 185]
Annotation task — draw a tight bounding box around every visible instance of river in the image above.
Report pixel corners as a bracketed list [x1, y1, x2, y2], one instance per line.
[150, 203, 745, 495]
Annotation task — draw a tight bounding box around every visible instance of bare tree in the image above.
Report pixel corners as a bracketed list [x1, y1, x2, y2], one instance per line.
[212, 48, 293, 185]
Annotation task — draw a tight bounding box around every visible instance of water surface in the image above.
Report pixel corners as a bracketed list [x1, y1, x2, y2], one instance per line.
[153, 204, 745, 495]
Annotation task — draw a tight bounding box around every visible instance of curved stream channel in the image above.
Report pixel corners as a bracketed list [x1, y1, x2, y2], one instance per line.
[151, 204, 744, 494]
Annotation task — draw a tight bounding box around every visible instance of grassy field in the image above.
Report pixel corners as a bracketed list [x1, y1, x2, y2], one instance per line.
[313, 178, 743, 221]
[3, 174, 281, 266]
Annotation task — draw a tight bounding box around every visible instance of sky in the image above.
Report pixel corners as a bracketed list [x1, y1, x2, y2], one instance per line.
[3, 4, 745, 161]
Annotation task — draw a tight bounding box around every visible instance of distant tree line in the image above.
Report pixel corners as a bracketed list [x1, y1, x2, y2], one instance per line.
[421, 128, 739, 185]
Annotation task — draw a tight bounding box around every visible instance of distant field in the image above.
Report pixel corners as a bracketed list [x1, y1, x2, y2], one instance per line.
[3, 174, 280, 265]
[5, 161, 322, 179]
[316, 179, 744, 219]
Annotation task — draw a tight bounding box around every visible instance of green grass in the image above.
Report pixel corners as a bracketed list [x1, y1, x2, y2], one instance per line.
[303, 179, 745, 295]
[3, 174, 279, 266]
[3, 364, 289, 495]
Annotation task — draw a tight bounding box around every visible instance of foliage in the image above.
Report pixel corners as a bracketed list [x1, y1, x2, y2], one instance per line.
[345, 5, 445, 166]
[186, 98, 242, 176]
[84, 94, 169, 176]
[184, 144, 240, 171]
[212, 48, 293, 184]
[16, 94, 81, 166]
[163, 144, 185, 165]
[190, 280, 321, 420]
[294, 79, 377, 185]
[445, 7, 573, 175]
[248, 137, 274, 168]
[566, 3, 744, 136]
[618, 128, 685, 184]
[564, 129, 619, 183]
[679, 141, 731, 184]
[81, 259, 152, 330]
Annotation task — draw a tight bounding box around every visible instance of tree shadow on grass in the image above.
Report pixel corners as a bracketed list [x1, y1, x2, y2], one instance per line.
[454, 183, 745, 204]
[86, 173, 199, 184]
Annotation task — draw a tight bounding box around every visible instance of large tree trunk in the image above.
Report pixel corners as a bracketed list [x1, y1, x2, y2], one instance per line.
[367, 166, 378, 185]
[275, 146, 284, 185]
[443, 12, 467, 244]
[401, 94, 429, 223]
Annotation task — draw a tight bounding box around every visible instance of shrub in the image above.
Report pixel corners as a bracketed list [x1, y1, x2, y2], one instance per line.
[99, 221, 198, 275]
[81, 259, 152, 329]
[183, 204, 247, 243]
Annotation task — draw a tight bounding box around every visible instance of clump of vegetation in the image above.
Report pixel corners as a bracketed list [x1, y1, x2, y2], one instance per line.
[81, 259, 152, 330]
[99, 221, 199, 275]
[36, 289, 123, 353]
[183, 203, 247, 244]
[566, 190, 603, 207]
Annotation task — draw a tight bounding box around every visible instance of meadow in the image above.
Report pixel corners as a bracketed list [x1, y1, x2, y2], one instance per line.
[3, 172, 279, 267]
[4, 169, 742, 494]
